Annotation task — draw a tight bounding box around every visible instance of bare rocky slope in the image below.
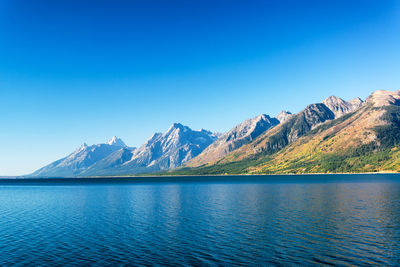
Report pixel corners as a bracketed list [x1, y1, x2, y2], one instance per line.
[186, 95, 363, 169]
[187, 114, 279, 167]
[169, 90, 400, 175]
[322, 96, 363, 118]
[276, 110, 294, 123]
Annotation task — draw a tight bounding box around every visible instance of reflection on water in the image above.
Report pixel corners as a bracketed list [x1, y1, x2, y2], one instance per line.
[0, 175, 399, 265]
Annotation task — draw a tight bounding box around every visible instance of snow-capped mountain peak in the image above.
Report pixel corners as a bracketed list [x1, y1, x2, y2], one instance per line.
[106, 136, 126, 147]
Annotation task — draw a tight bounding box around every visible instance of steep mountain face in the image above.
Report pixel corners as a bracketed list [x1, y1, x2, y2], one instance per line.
[172, 90, 400, 175]
[243, 103, 336, 156]
[276, 110, 294, 123]
[187, 96, 363, 168]
[30, 137, 128, 177]
[82, 123, 218, 175]
[82, 148, 136, 174]
[187, 114, 279, 167]
[322, 96, 363, 118]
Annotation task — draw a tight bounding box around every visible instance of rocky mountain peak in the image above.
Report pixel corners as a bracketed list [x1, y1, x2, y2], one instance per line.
[170, 122, 184, 129]
[322, 95, 361, 118]
[76, 143, 88, 153]
[106, 136, 126, 147]
[323, 95, 343, 102]
[106, 123, 219, 173]
[255, 114, 267, 120]
[323, 95, 346, 107]
[228, 114, 278, 141]
[276, 110, 293, 123]
[366, 90, 400, 107]
[349, 97, 363, 107]
[166, 123, 189, 134]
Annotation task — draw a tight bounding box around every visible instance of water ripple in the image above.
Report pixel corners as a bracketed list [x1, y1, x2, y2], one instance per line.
[0, 177, 399, 265]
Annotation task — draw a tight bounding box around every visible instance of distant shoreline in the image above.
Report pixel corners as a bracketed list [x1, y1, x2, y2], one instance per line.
[0, 172, 398, 185]
[85, 170, 400, 178]
[3, 170, 400, 179]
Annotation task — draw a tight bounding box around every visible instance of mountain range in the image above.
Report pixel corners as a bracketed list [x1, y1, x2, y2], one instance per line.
[30, 124, 218, 177]
[29, 89, 400, 177]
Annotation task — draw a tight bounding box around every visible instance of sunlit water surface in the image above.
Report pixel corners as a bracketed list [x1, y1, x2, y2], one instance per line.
[0, 174, 399, 266]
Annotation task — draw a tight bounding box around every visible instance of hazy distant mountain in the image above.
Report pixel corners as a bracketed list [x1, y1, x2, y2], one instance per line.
[30, 123, 218, 177]
[81, 123, 218, 176]
[30, 137, 129, 177]
[130, 123, 219, 169]
[80, 147, 136, 175]
[187, 114, 279, 167]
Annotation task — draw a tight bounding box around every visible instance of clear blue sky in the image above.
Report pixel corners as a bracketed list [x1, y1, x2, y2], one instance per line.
[0, 0, 399, 175]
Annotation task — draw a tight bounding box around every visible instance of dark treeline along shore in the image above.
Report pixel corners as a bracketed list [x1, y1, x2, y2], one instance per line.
[4, 173, 400, 184]
[29, 90, 400, 178]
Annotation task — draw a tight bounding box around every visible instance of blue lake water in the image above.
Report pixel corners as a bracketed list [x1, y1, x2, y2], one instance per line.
[0, 174, 399, 266]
